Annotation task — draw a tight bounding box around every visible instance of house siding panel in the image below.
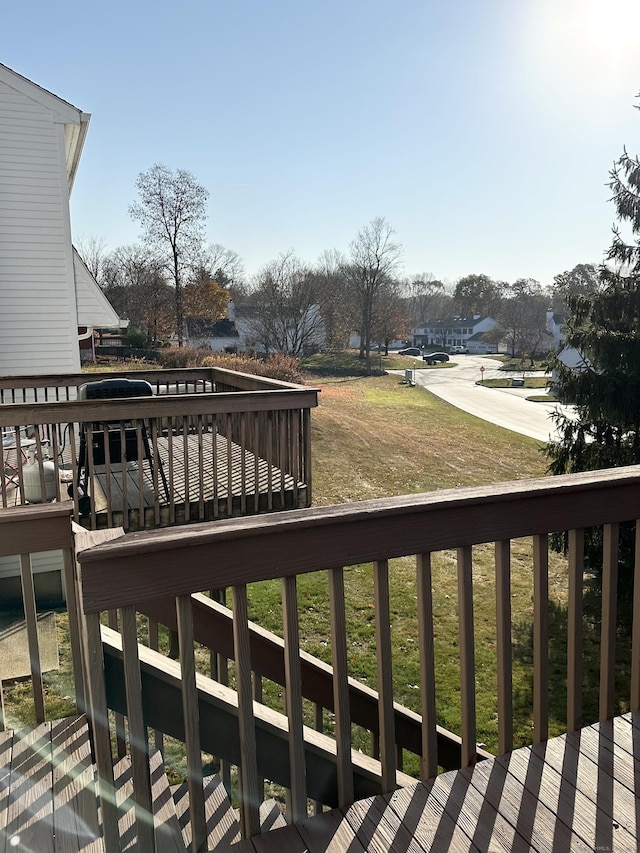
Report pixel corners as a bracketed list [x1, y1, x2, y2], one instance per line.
[0, 78, 79, 375]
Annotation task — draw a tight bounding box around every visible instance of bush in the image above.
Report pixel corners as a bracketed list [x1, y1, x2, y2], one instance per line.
[157, 347, 303, 383]
[157, 347, 214, 369]
[202, 352, 303, 384]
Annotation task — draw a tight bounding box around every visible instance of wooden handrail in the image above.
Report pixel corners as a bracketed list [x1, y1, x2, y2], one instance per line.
[0, 366, 311, 396]
[78, 465, 640, 611]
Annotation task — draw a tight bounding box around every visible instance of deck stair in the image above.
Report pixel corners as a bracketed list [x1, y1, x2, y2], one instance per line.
[0, 713, 291, 852]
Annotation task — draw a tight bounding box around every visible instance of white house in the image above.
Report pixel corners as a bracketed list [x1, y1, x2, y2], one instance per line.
[0, 63, 121, 377]
[412, 315, 499, 354]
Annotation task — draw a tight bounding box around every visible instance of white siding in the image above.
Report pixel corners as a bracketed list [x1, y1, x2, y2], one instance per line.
[0, 79, 79, 375]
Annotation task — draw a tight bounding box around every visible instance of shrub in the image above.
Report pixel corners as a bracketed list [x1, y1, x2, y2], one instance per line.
[202, 352, 303, 384]
[158, 347, 304, 383]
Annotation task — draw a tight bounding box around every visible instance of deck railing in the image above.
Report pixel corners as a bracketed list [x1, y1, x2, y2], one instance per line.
[75, 466, 640, 848]
[0, 368, 318, 531]
[0, 503, 80, 728]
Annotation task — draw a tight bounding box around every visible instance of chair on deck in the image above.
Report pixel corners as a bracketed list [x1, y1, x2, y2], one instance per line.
[74, 378, 169, 511]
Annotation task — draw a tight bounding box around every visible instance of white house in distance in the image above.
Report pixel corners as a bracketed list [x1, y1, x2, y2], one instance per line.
[0, 62, 121, 377]
[412, 315, 499, 354]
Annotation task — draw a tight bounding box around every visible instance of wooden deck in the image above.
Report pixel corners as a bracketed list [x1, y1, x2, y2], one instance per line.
[228, 712, 640, 853]
[4, 432, 307, 531]
[1, 710, 638, 851]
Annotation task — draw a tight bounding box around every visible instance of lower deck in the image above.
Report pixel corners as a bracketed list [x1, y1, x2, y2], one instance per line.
[4, 431, 307, 532]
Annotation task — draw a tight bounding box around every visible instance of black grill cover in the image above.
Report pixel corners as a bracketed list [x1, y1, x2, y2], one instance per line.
[78, 378, 153, 400]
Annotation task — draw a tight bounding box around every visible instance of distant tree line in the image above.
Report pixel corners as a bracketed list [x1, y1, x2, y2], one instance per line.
[77, 163, 602, 373]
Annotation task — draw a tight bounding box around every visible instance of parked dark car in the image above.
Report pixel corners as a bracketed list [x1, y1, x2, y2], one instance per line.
[397, 347, 422, 356]
[423, 352, 450, 364]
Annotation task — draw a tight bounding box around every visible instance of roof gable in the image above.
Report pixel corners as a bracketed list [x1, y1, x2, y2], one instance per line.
[0, 63, 90, 189]
[73, 249, 122, 328]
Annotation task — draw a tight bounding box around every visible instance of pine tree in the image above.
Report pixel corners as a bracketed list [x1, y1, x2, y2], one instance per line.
[546, 103, 640, 586]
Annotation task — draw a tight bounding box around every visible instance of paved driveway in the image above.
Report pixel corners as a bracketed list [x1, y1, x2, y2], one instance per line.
[394, 354, 572, 443]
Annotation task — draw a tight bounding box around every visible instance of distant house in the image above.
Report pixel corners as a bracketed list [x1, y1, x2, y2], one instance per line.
[0, 63, 121, 376]
[546, 309, 568, 352]
[186, 317, 241, 353]
[412, 315, 499, 354]
[185, 300, 326, 356]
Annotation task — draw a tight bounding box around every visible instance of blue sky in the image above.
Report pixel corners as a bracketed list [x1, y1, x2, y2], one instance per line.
[3, 0, 640, 287]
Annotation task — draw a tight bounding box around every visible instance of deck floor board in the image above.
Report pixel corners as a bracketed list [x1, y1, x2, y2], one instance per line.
[1, 714, 638, 851]
[236, 712, 640, 853]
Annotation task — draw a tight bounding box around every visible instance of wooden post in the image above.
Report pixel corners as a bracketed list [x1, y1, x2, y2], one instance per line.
[417, 553, 437, 780]
[457, 546, 476, 767]
[567, 528, 584, 732]
[495, 539, 513, 755]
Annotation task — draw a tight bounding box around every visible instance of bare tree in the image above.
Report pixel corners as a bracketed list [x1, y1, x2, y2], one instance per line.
[197, 243, 245, 288]
[498, 278, 549, 360]
[245, 252, 325, 355]
[129, 164, 208, 344]
[102, 245, 173, 344]
[75, 235, 109, 283]
[347, 217, 403, 373]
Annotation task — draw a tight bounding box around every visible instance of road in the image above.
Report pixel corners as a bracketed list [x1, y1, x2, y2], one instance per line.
[395, 354, 571, 443]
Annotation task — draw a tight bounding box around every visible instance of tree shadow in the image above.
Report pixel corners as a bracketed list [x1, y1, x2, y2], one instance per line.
[511, 574, 634, 737]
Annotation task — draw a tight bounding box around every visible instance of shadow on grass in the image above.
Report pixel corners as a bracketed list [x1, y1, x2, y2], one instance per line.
[511, 576, 634, 737]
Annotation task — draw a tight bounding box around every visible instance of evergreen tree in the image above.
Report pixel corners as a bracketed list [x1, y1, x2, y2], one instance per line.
[546, 107, 640, 586]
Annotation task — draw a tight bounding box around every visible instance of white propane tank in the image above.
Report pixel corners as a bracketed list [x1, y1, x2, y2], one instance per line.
[23, 459, 57, 503]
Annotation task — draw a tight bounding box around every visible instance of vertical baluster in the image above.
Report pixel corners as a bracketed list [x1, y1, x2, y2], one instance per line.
[182, 418, 190, 522]
[267, 413, 274, 511]
[19, 553, 45, 723]
[313, 704, 323, 814]
[136, 421, 145, 529]
[147, 618, 164, 754]
[176, 594, 206, 851]
[632, 520, 640, 713]
[167, 418, 176, 526]
[84, 611, 119, 853]
[101, 424, 113, 529]
[107, 609, 127, 758]
[303, 408, 312, 506]
[225, 413, 233, 517]
[62, 546, 86, 713]
[121, 605, 154, 851]
[457, 546, 476, 767]
[197, 415, 205, 521]
[291, 409, 300, 506]
[232, 584, 261, 837]
[253, 414, 260, 514]
[282, 575, 307, 822]
[495, 540, 513, 754]
[567, 528, 584, 732]
[279, 411, 287, 503]
[417, 552, 437, 780]
[212, 413, 219, 519]
[600, 523, 619, 721]
[151, 418, 161, 526]
[68, 425, 80, 523]
[373, 559, 396, 792]
[533, 533, 549, 744]
[328, 567, 354, 806]
[240, 414, 247, 515]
